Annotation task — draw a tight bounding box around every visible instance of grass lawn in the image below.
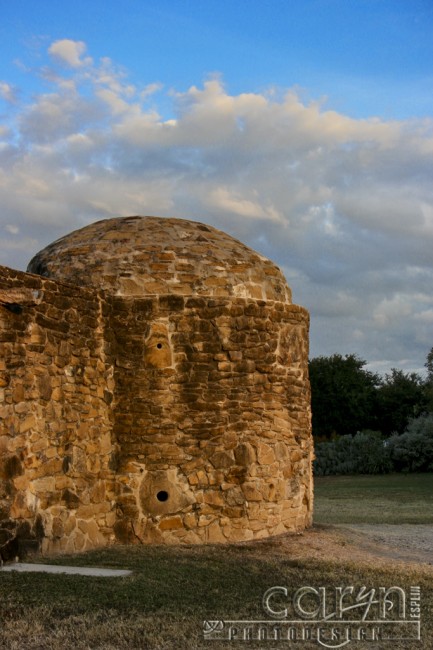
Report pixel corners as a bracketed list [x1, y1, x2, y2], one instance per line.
[314, 472, 433, 524]
[0, 473, 432, 649]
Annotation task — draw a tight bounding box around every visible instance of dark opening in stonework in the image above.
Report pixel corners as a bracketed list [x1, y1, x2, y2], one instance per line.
[1, 302, 23, 314]
[156, 343, 163, 349]
[156, 490, 169, 502]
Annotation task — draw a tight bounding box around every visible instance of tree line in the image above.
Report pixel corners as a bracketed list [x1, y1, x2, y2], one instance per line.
[309, 348, 433, 475]
[309, 347, 433, 440]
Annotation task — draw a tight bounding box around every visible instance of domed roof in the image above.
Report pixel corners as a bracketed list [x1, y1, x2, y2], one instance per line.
[27, 216, 291, 302]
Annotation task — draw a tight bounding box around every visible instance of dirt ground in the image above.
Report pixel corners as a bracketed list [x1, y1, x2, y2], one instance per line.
[253, 523, 433, 574]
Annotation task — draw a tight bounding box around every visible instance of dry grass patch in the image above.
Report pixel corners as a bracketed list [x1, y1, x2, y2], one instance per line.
[0, 537, 432, 649]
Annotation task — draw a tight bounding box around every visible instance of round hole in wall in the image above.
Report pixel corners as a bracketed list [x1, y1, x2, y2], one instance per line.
[156, 343, 163, 349]
[156, 490, 169, 502]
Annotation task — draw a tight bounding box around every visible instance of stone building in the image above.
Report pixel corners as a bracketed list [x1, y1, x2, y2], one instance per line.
[0, 216, 313, 557]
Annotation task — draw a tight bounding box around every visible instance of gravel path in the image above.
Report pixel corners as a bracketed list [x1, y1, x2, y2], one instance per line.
[253, 524, 433, 572]
[335, 523, 433, 564]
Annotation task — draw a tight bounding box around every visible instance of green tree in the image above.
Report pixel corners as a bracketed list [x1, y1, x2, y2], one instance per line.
[309, 354, 380, 439]
[375, 368, 426, 436]
[426, 348, 433, 379]
[424, 346, 433, 412]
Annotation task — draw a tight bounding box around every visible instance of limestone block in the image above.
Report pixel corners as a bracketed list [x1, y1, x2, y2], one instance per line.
[0, 375, 10, 388]
[33, 458, 63, 479]
[12, 383, 25, 402]
[158, 515, 183, 531]
[74, 531, 86, 551]
[13, 475, 29, 491]
[90, 480, 106, 503]
[225, 527, 254, 542]
[241, 482, 263, 501]
[198, 514, 216, 527]
[31, 438, 49, 453]
[256, 442, 276, 465]
[33, 477, 55, 492]
[202, 490, 225, 507]
[183, 512, 197, 529]
[14, 402, 30, 415]
[196, 470, 209, 486]
[75, 504, 99, 519]
[206, 521, 226, 543]
[209, 451, 234, 469]
[234, 443, 256, 466]
[222, 506, 245, 518]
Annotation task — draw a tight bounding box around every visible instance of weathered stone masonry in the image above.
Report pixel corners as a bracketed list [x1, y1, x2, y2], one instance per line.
[0, 266, 114, 557]
[0, 216, 313, 556]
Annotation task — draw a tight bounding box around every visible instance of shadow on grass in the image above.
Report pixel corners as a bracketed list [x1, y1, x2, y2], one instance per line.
[1, 542, 432, 649]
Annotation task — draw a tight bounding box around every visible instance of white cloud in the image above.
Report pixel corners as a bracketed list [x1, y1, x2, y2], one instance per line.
[5, 224, 19, 234]
[373, 294, 413, 328]
[209, 187, 282, 221]
[0, 40, 432, 374]
[140, 83, 163, 100]
[414, 309, 433, 323]
[0, 82, 16, 103]
[48, 40, 92, 68]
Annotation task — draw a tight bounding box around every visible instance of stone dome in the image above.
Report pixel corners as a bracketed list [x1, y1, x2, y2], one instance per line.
[27, 216, 292, 302]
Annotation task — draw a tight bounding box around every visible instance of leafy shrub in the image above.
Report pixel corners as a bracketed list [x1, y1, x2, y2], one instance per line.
[386, 413, 433, 472]
[350, 430, 393, 474]
[314, 430, 392, 476]
[314, 415, 433, 475]
[314, 435, 354, 476]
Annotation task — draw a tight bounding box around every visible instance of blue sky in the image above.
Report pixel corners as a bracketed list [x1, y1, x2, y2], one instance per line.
[2, 0, 433, 119]
[1, 0, 433, 375]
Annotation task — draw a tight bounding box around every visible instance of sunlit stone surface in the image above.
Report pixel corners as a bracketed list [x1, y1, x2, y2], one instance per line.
[0, 216, 312, 555]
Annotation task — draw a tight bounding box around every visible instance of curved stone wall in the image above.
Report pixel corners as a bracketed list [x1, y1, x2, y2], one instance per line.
[0, 216, 313, 554]
[109, 294, 312, 543]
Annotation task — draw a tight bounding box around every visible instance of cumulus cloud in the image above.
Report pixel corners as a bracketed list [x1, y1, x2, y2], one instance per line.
[0, 82, 17, 103]
[48, 39, 92, 68]
[0, 40, 432, 374]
